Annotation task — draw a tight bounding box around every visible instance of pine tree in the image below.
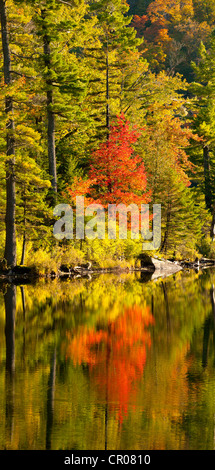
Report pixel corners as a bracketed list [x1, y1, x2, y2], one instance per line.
[0, 0, 50, 264]
[15, 155, 51, 264]
[0, 0, 17, 267]
[127, 0, 152, 16]
[31, 0, 90, 195]
[159, 174, 205, 256]
[87, 0, 144, 140]
[11, 0, 96, 197]
[189, 36, 215, 237]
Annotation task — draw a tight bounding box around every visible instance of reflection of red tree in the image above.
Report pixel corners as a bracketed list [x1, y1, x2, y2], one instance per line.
[66, 305, 154, 423]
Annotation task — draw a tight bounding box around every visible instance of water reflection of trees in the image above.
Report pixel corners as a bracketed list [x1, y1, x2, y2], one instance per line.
[66, 305, 154, 436]
[3, 283, 57, 450]
[4, 284, 16, 446]
[202, 284, 215, 369]
[1, 270, 215, 449]
[178, 281, 215, 449]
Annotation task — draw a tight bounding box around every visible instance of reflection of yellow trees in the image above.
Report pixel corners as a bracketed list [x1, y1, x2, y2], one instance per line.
[137, 344, 193, 450]
[1, 269, 215, 449]
[66, 305, 154, 424]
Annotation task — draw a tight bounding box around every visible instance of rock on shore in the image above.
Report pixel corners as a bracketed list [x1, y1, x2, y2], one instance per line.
[138, 254, 182, 275]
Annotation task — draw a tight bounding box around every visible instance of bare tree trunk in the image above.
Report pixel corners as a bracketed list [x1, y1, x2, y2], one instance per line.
[41, 9, 57, 195]
[0, 0, 17, 267]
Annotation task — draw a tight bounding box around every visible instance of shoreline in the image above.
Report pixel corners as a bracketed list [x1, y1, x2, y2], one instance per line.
[1, 256, 215, 283]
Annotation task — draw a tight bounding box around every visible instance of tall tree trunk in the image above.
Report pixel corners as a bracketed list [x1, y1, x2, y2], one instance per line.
[203, 145, 212, 211]
[106, 38, 110, 137]
[203, 145, 215, 239]
[20, 194, 26, 265]
[47, 87, 57, 194]
[106, 38, 112, 194]
[21, 230, 26, 266]
[41, 9, 57, 195]
[210, 203, 215, 241]
[20, 231, 26, 265]
[0, 0, 17, 267]
[161, 204, 171, 254]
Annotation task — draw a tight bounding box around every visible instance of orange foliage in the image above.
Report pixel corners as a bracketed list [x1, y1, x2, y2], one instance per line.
[145, 112, 200, 186]
[131, 14, 149, 38]
[66, 305, 155, 423]
[64, 176, 95, 203]
[132, 14, 171, 45]
[147, 0, 194, 24]
[131, 15, 172, 67]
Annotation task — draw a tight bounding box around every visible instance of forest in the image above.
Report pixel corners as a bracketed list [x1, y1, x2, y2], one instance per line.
[1, 0, 215, 274]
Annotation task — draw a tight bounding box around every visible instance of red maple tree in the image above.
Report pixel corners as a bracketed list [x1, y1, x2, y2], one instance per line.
[67, 115, 150, 207]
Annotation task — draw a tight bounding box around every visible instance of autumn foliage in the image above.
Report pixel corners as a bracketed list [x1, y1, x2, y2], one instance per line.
[65, 305, 155, 423]
[67, 115, 150, 206]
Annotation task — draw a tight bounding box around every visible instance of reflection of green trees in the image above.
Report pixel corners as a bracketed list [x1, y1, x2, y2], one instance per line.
[134, 270, 215, 450]
[0, 270, 215, 449]
[177, 282, 215, 449]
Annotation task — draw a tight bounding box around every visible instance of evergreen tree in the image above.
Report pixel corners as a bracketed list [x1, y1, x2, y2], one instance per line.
[87, 0, 144, 140]
[15, 154, 51, 264]
[0, 0, 17, 267]
[29, 0, 90, 195]
[127, 0, 152, 16]
[0, 0, 51, 263]
[189, 36, 215, 237]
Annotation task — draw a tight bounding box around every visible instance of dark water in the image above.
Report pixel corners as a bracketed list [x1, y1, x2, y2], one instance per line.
[1, 268, 215, 450]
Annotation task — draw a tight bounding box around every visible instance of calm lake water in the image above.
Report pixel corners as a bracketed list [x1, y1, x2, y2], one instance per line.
[1, 268, 215, 450]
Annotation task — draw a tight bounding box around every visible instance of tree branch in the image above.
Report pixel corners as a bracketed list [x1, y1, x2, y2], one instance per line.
[11, 51, 36, 60]
[56, 0, 74, 6]
[10, 70, 36, 80]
